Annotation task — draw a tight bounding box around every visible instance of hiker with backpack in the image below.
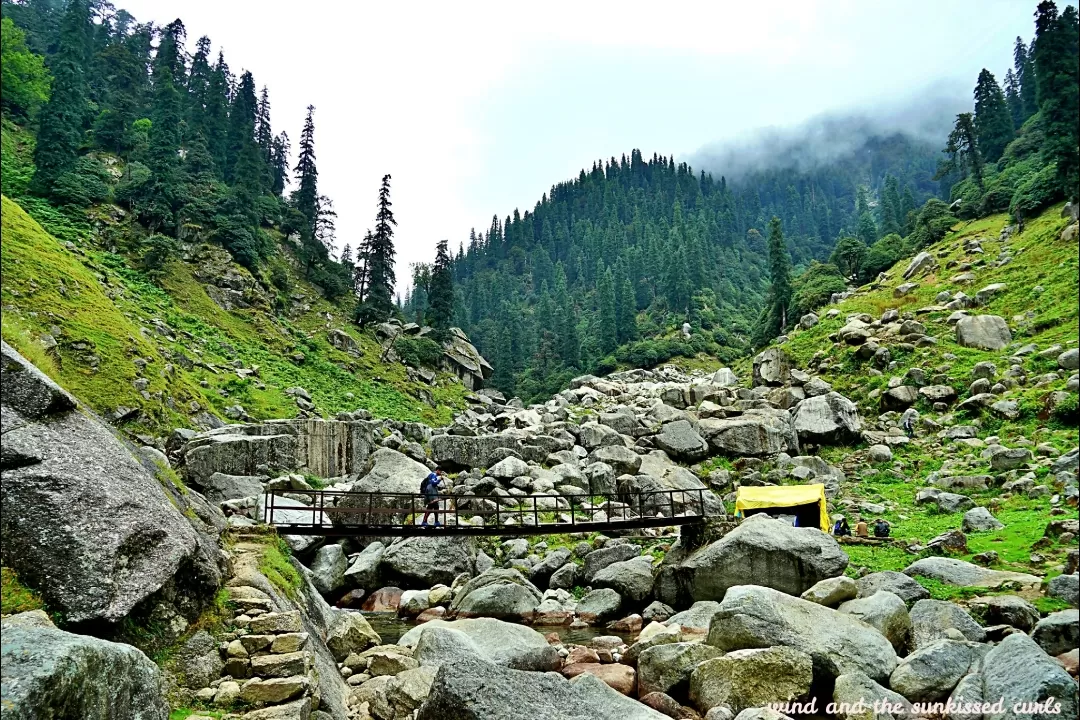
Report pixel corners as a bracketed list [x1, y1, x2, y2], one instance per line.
[420, 469, 447, 527]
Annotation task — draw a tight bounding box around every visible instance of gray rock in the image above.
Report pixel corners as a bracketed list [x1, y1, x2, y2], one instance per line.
[665, 601, 722, 633]
[889, 639, 984, 702]
[792, 392, 862, 445]
[909, 599, 986, 648]
[654, 420, 709, 461]
[979, 631, 1079, 720]
[200, 471, 267, 502]
[988, 446, 1033, 471]
[880, 386, 919, 411]
[487, 455, 530, 479]
[706, 585, 898, 682]
[690, 646, 814, 713]
[582, 543, 641, 583]
[401, 617, 555, 669]
[449, 569, 542, 620]
[642, 601, 675, 622]
[962, 507, 1004, 533]
[856, 572, 930, 605]
[336, 448, 432, 525]
[587, 445, 642, 475]
[0, 614, 169, 720]
[904, 251, 937, 279]
[416, 653, 669, 720]
[576, 588, 623, 623]
[637, 641, 723, 697]
[1058, 348, 1079, 371]
[712, 368, 739, 387]
[903, 557, 1040, 589]
[955, 315, 1012, 351]
[429, 433, 522, 470]
[379, 535, 475, 588]
[175, 630, 224, 689]
[548, 562, 578, 590]
[0, 343, 222, 627]
[800, 576, 858, 606]
[325, 609, 381, 661]
[309, 544, 347, 595]
[699, 409, 799, 457]
[343, 541, 385, 591]
[593, 555, 655, 602]
[833, 670, 913, 720]
[584, 462, 617, 495]
[967, 594, 1040, 631]
[1046, 574, 1079, 607]
[530, 548, 572, 588]
[867, 444, 893, 463]
[579, 421, 624, 450]
[752, 348, 791, 387]
[665, 515, 848, 603]
[838, 591, 911, 654]
[1031, 609, 1080, 656]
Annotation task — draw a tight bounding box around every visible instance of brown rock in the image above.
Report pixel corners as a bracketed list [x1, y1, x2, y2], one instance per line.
[534, 609, 575, 625]
[415, 606, 446, 624]
[336, 589, 367, 608]
[562, 662, 637, 695]
[640, 691, 702, 719]
[607, 614, 643, 634]
[361, 587, 403, 612]
[544, 632, 561, 644]
[566, 646, 601, 665]
[1057, 648, 1079, 678]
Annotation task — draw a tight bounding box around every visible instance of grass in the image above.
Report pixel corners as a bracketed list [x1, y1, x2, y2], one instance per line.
[0, 192, 469, 440]
[257, 535, 303, 599]
[1, 566, 45, 615]
[170, 709, 223, 720]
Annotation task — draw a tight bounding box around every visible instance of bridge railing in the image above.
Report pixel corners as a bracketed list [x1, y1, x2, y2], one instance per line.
[260, 487, 708, 535]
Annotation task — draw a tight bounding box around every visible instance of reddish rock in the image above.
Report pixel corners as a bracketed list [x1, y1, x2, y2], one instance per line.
[640, 691, 702, 719]
[534, 610, 575, 626]
[607, 614, 643, 634]
[562, 662, 636, 695]
[565, 646, 601, 665]
[361, 586, 403, 612]
[544, 632, 562, 645]
[416, 606, 447, 624]
[335, 589, 366, 609]
[1057, 648, 1079, 677]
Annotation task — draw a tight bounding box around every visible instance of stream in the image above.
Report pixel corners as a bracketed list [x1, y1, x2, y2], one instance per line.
[361, 612, 638, 645]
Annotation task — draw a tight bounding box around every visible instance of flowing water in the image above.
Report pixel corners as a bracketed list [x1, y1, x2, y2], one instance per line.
[361, 613, 638, 645]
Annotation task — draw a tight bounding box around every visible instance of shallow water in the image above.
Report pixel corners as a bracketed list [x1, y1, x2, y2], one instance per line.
[362, 612, 637, 645]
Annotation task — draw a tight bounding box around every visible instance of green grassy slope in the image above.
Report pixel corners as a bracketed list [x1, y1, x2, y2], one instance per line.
[1, 194, 467, 437]
[723, 206, 1079, 589]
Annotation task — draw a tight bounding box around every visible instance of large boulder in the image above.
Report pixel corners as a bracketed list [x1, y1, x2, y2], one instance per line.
[400, 617, 553, 669]
[588, 446, 642, 476]
[343, 541, 385, 591]
[200, 472, 267, 503]
[832, 670, 913, 720]
[792, 392, 862, 445]
[955, 315, 1012, 351]
[575, 588, 623, 624]
[837, 591, 911, 654]
[379, 535, 475, 588]
[889, 639, 985, 702]
[0, 342, 222, 628]
[855, 572, 930, 605]
[908, 599, 986, 648]
[903, 557, 1039, 589]
[325, 609, 381, 661]
[334, 448, 431, 526]
[689, 646, 813, 714]
[309, 544, 347, 595]
[706, 585, 898, 682]
[429, 433, 522, 470]
[662, 515, 848, 604]
[967, 594, 1040, 632]
[449, 569, 542, 621]
[1031, 609, 1080, 657]
[977, 632, 1078, 720]
[416, 653, 669, 720]
[582, 543, 642, 583]
[636, 451, 727, 516]
[699, 410, 799, 457]
[637, 641, 723, 697]
[592, 556, 655, 603]
[0, 613, 169, 720]
[752, 348, 791, 387]
[653, 421, 709, 462]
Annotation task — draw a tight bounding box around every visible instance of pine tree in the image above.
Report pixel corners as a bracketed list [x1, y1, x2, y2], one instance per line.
[1033, 1, 1080, 199]
[139, 18, 186, 232]
[292, 105, 318, 236]
[615, 263, 637, 344]
[357, 174, 397, 326]
[186, 35, 213, 139]
[32, 0, 91, 195]
[754, 217, 792, 344]
[856, 211, 878, 246]
[204, 50, 230, 172]
[270, 131, 289, 196]
[92, 22, 151, 153]
[1003, 68, 1025, 130]
[596, 264, 617, 355]
[256, 86, 273, 167]
[426, 239, 455, 341]
[354, 230, 373, 299]
[1014, 36, 1039, 122]
[973, 68, 1014, 163]
[224, 70, 257, 184]
[937, 113, 985, 189]
[880, 174, 902, 237]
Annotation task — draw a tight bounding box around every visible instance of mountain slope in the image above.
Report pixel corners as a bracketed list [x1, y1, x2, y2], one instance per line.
[1, 193, 468, 437]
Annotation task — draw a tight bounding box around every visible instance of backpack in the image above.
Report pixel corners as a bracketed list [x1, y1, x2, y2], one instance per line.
[420, 475, 434, 494]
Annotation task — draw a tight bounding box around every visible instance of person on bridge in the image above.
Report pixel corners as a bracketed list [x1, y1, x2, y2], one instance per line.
[420, 469, 446, 527]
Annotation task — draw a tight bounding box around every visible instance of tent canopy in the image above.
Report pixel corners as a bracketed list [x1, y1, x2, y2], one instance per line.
[734, 484, 830, 532]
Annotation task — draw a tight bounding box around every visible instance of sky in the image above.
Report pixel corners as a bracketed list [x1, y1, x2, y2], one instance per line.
[117, 0, 1049, 287]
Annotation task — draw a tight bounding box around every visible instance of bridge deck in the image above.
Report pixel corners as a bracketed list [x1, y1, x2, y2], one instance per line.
[261, 487, 709, 537]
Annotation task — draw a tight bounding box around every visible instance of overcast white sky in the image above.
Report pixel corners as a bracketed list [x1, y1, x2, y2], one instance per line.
[118, 0, 1047, 282]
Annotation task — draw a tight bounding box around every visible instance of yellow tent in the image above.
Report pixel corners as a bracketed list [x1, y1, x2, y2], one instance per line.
[734, 484, 831, 532]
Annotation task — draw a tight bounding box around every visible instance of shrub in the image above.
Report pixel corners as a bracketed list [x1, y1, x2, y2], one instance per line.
[396, 335, 443, 368]
[790, 261, 847, 318]
[863, 233, 905, 279]
[51, 156, 112, 206]
[1010, 161, 1061, 219]
[909, 199, 958, 250]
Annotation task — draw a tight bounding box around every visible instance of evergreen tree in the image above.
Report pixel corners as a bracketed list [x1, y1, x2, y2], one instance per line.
[204, 50, 230, 172]
[426, 239, 455, 341]
[224, 70, 257, 184]
[292, 104, 318, 236]
[186, 35, 213, 139]
[615, 264, 637, 344]
[937, 113, 985, 189]
[1003, 68, 1025, 130]
[596, 264, 617, 355]
[1014, 36, 1039, 122]
[357, 174, 397, 326]
[270, 131, 290, 196]
[139, 18, 186, 232]
[973, 68, 1014, 163]
[90, 22, 150, 152]
[31, 0, 91, 195]
[856, 211, 878, 246]
[879, 174, 902, 237]
[1033, 1, 1080, 199]
[755, 217, 792, 344]
[256, 86, 273, 166]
